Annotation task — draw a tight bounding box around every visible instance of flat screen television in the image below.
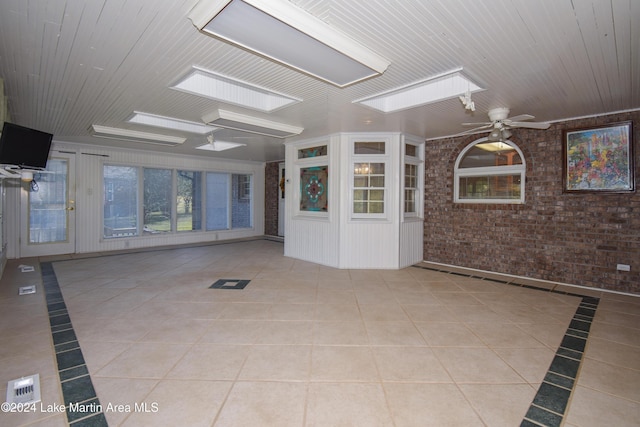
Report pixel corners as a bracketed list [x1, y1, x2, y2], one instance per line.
[0, 122, 53, 170]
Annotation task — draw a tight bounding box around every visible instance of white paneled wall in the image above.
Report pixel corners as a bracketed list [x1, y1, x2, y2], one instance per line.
[285, 132, 423, 269]
[6, 140, 264, 258]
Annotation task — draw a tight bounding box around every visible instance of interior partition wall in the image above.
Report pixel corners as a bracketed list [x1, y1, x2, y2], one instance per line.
[284, 132, 424, 269]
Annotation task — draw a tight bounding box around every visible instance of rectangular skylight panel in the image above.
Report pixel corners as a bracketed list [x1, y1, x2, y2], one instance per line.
[188, 0, 390, 87]
[196, 141, 246, 151]
[354, 69, 483, 113]
[128, 112, 218, 134]
[172, 67, 301, 112]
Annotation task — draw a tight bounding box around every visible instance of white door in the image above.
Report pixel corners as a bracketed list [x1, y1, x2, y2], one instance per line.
[20, 152, 76, 257]
[278, 162, 285, 237]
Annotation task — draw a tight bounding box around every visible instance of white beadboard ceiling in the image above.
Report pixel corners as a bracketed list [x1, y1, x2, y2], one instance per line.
[0, 0, 638, 162]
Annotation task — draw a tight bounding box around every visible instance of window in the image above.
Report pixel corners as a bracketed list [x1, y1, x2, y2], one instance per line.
[403, 140, 424, 218]
[103, 165, 138, 237]
[143, 168, 172, 233]
[351, 139, 388, 218]
[353, 162, 385, 213]
[103, 165, 252, 238]
[232, 174, 252, 228]
[404, 163, 417, 213]
[177, 171, 202, 231]
[206, 172, 229, 231]
[454, 139, 526, 203]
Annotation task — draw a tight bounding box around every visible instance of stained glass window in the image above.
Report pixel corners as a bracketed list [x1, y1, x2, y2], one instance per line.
[300, 166, 328, 212]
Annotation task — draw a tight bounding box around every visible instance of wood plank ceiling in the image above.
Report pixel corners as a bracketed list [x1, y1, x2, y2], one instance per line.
[0, 0, 638, 162]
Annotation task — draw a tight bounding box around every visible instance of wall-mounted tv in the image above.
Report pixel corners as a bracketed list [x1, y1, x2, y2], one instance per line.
[0, 122, 53, 170]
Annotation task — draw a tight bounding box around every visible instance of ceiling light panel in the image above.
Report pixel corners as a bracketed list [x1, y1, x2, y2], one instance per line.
[196, 141, 246, 151]
[128, 111, 218, 134]
[91, 125, 186, 146]
[187, 0, 390, 87]
[353, 68, 484, 113]
[202, 109, 303, 138]
[172, 66, 301, 112]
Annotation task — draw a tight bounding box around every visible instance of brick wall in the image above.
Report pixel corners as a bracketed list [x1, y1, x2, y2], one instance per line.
[424, 111, 639, 294]
[264, 161, 280, 236]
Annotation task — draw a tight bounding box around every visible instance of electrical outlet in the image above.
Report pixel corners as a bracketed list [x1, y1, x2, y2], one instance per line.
[617, 264, 631, 272]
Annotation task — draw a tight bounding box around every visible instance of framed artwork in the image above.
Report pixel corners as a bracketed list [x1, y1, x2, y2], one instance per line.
[300, 165, 328, 212]
[563, 121, 634, 192]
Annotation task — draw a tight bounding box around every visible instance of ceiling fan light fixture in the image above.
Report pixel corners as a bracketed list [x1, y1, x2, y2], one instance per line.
[187, 0, 390, 87]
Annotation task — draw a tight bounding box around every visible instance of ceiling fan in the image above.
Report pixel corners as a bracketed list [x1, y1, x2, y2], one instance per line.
[459, 107, 550, 141]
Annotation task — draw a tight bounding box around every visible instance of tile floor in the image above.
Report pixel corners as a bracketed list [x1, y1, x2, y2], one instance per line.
[0, 239, 638, 426]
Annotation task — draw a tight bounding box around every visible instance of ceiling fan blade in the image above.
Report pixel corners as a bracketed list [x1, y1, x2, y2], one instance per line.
[461, 122, 492, 127]
[509, 121, 550, 129]
[454, 126, 493, 136]
[506, 114, 535, 122]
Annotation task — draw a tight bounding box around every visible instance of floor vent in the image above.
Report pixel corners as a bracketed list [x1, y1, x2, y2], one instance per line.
[19, 285, 36, 295]
[6, 374, 41, 405]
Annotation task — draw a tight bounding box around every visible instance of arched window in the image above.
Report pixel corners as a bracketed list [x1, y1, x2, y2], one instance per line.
[454, 138, 526, 203]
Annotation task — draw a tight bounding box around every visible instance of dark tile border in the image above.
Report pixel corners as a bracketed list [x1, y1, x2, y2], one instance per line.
[40, 262, 108, 427]
[412, 265, 600, 427]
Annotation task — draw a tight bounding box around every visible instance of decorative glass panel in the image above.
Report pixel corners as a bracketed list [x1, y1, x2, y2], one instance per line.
[405, 144, 417, 157]
[354, 141, 385, 155]
[298, 145, 327, 159]
[300, 166, 328, 212]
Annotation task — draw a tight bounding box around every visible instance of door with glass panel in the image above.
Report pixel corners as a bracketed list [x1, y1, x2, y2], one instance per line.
[20, 152, 76, 256]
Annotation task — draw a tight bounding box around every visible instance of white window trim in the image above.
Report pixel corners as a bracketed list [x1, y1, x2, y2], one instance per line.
[402, 140, 424, 219]
[349, 137, 390, 220]
[454, 138, 526, 204]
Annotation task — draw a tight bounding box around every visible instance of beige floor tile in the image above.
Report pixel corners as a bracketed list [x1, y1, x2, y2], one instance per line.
[306, 382, 394, 427]
[92, 377, 158, 426]
[254, 320, 313, 344]
[198, 320, 265, 344]
[590, 322, 640, 347]
[364, 321, 426, 346]
[465, 322, 547, 348]
[140, 318, 212, 343]
[313, 321, 369, 345]
[359, 303, 410, 321]
[214, 381, 307, 427]
[96, 342, 191, 379]
[584, 337, 640, 370]
[577, 358, 640, 402]
[269, 303, 315, 320]
[166, 343, 249, 380]
[238, 345, 311, 381]
[414, 322, 485, 347]
[433, 347, 524, 383]
[565, 385, 640, 427]
[314, 303, 361, 321]
[373, 346, 452, 382]
[75, 341, 132, 374]
[385, 383, 484, 426]
[121, 379, 232, 427]
[311, 346, 379, 382]
[459, 384, 537, 427]
[401, 304, 457, 322]
[493, 347, 556, 384]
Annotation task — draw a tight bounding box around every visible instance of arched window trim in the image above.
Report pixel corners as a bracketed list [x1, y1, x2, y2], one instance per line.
[454, 137, 526, 204]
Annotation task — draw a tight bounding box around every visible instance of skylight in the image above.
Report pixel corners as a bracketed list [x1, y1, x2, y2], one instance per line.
[127, 111, 218, 134]
[171, 66, 301, 112]
[353, 68, 483, 113]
